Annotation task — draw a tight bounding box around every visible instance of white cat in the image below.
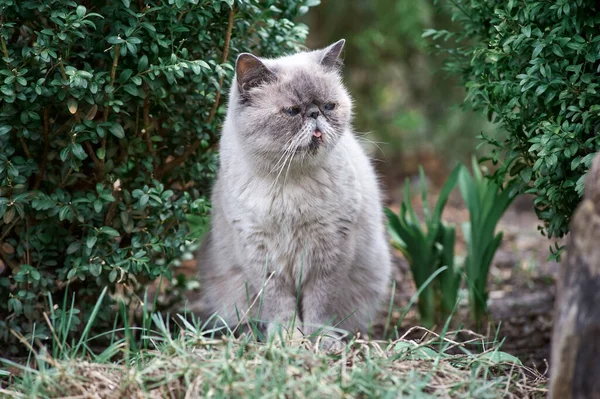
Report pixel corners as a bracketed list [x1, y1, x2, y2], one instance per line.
[197, 40, 391, 346]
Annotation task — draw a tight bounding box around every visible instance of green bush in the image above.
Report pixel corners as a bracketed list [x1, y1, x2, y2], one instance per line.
[429, 0, 600, 244]
[0, 0, 314, 352]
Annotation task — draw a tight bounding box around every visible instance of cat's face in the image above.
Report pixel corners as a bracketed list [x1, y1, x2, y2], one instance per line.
[229, 40, 352, 166]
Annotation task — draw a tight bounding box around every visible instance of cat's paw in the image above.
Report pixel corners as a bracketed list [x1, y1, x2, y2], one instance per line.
[267, 323, 304, 345]
[316, 334, 346, 353]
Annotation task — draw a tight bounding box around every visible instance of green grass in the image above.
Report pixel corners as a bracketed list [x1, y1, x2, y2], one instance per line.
[0, 292, 547, 398]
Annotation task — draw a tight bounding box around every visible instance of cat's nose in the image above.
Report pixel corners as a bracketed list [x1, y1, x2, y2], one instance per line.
[307, 105, 320, 119]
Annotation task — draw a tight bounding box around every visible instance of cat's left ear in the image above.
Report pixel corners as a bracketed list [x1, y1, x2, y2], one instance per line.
[318, 39, 345, 70]
[236, 53, 275, 94]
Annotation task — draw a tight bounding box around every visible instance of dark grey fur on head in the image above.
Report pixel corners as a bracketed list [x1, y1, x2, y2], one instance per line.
[229, 39, 352, 168]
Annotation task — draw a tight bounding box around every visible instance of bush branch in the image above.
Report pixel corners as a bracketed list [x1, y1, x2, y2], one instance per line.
[98, 43, 121, 179]
[34, 106, 51, 190]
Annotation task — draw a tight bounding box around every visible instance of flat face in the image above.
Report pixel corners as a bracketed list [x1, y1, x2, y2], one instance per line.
[233, 52, 352, 162]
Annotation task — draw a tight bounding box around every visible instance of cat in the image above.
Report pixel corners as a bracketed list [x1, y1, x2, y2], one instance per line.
[196, 39, 391, 347]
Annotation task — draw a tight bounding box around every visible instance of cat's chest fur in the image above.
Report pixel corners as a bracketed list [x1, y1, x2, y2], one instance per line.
[226, 162, 362, 279]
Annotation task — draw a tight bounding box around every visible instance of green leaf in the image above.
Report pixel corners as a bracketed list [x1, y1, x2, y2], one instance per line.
[93, 199, 103, 213]
[532, 43, 545, 58]
[138, 55, 148, 71]
[0, 125, 11, 136]
[67, 268, 77, 279]
[67, 241, 81, 254]
[89, 262, 102, 277]
[535, 84, 548, 96]
[99, 226, 120, 237]
[124, 84, 139, 96]
[109, 269, 118, 282]
[59, 206, 73, 221]
[139, 194, 149, 208]
[119, 69, 133, 83]
[108, 123, 125, 139]
[76, 5, 86, 18]
[86, 235, 97, 249]
[71, 143, 87, 160]
[477, 350, 522, 365]
[107, 36, 124, 44]
[552, 43, 564, 57]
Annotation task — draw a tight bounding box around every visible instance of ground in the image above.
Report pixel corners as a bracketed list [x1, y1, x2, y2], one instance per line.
[379, 187, 559, 371]
[175, 177, 559, 369]
[1, 169, 558, 398]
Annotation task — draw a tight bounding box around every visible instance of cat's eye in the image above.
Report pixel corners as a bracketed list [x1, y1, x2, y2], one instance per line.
[323, 102, 336, 111]
[283, 106, 301, 116]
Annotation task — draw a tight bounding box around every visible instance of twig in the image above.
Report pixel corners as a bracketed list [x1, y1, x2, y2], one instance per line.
[0, 34, 11, 67]
[59, 168, 73, 187]
[104, 181, 121, 226]
[58, 58, 68, 81]
[0, 245, 19, 270]
[34, 107, 51, 190]
[84, 141, 102, 171]
[98, 43, 121, 180]
[19, 136, 31, 158]
[0, 218, 17, 242]
[52, 116, 75, 138]
[142, 87, 155, 155]
[156, 6, 235, 178]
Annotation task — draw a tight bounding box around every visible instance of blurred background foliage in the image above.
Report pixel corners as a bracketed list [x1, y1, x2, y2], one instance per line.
[304, 0, 498, 189]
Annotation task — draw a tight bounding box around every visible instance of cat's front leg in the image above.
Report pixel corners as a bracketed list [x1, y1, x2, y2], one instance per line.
[300, 273, 356, 351]
[261, 276, 302, 340]
[241, 265, 302, 341]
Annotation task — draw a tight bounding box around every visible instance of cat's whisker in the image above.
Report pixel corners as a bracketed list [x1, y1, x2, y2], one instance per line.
[280, 137, 303, 187]
[268, 136, 296, 175]
[270, 145, 295, 191]
[261, 136, 297, 189]
[356, 135, 386, 157]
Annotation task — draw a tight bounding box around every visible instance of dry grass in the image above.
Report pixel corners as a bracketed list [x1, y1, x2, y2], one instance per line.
[1, 321, 548, 399]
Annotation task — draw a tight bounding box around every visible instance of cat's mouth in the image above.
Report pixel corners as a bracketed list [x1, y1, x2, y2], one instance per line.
[293, 128, 324, 154]
[308, 129, 323, 151]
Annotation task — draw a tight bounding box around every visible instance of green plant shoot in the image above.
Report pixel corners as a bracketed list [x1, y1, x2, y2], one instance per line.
[385, 165, 462, 327]
[459, 157, 517, 326]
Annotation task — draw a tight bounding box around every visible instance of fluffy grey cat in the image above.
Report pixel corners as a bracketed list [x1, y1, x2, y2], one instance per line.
[197, 39, 391, 346]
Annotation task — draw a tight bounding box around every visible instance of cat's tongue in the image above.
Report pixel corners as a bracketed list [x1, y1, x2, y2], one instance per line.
[313, 129, 322, 138]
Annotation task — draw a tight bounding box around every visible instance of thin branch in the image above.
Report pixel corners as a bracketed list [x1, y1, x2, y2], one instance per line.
[157, 6, 235, 178]
[0, 246, 19, 271]
[34, 106, 51, 190]
[19, 136, 31, 158]
[142, 87, 155, 155]
[84, 141, 102, 170]
[0, 35, 9, 63]
[98, 43, 121, 179]
[52, 116, 75, 138]
[58, 58, 68, 81]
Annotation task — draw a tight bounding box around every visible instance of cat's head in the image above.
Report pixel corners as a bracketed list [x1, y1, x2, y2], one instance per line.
[228, 39, 351, 166]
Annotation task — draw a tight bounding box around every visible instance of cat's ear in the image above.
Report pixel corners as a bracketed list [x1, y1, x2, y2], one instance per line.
[318, 39, 345, 70]
[235, 53, 275, 94]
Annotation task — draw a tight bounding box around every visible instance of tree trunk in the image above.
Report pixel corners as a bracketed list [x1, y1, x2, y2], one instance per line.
[550, 154, 600, 399]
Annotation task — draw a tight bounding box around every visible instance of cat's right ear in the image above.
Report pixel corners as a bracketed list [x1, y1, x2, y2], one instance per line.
[235, 53, 275, 95]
